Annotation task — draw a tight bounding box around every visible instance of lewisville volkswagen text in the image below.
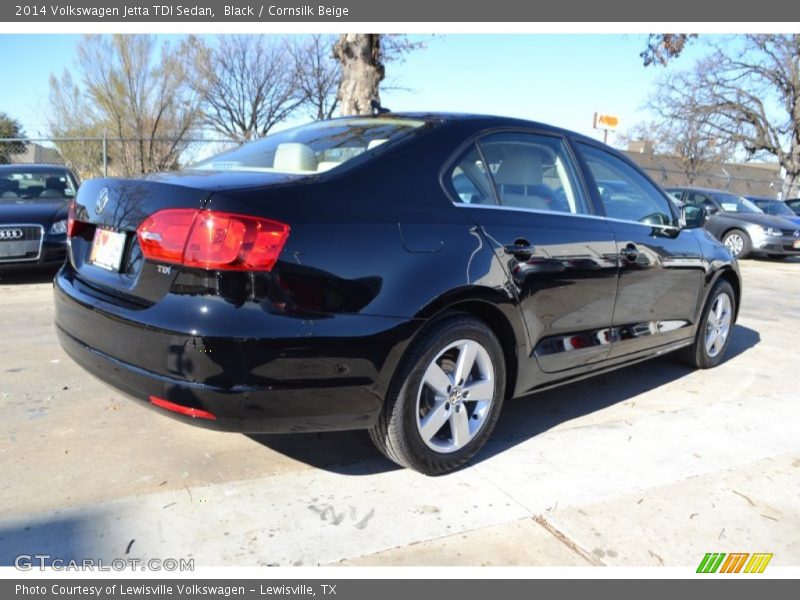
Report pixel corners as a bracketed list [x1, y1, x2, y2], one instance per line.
[55, 114, 741, 474]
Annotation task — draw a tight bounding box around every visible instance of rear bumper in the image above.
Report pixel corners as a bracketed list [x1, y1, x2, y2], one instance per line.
[54, 267, 419, 433]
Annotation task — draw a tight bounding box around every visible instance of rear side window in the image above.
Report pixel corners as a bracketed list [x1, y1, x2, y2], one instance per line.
[476, 133, 589, 215]
[577, 142, 675, 226]
[448, 145, 495, 205]
[191, 118, 427, 175]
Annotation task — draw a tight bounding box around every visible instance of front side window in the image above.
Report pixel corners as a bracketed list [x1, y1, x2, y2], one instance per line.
[0, 169, 77, 201]
[577, 142, 675, 226]
[191, 118, 428, 175]
[477, 133, 589, 215]
[684, 191, 716, 209]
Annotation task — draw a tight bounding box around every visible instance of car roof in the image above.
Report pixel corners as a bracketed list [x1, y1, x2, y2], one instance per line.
[0, 164, 72, 173]
[336, 111, 603, 145]
[666, 186, 740, 196]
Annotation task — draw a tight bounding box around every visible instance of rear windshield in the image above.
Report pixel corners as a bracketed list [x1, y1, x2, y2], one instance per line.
[190, 118, 426, 175]
[0, 169, 77, 201]
[756, 200, 795, 217]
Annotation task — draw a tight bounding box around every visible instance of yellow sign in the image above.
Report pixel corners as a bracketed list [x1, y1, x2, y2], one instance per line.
[593, 112, 620, 131]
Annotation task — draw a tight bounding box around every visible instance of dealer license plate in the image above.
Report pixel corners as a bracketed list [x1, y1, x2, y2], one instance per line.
[89, 228, 127, 271]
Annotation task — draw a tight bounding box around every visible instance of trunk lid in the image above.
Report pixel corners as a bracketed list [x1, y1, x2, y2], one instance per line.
[69, 171, 308, 305]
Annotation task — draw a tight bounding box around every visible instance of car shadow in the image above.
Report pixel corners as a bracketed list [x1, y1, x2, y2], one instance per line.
[0, 265, 61, 285]
[248, 324, 761, 476]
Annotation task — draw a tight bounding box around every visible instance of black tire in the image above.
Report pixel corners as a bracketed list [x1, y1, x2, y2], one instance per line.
[369, 314, 506, 475]
[676, 279, 736, 369]
[722, 229, 751, 259]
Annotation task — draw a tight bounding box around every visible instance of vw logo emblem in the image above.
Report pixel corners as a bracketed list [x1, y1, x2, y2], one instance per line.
[0, 228, 24, 241]
[96, 187, 110, 214]
[794, 230, 800, 238]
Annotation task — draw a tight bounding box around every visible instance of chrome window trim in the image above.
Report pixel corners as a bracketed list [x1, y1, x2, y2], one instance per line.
[455, 202, 681, 231]
[0, 223, 45, 263]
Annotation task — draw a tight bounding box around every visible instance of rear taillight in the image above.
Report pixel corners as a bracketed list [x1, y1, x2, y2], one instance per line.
[67, 201, 88, 238]
[137, 209, 290, 272]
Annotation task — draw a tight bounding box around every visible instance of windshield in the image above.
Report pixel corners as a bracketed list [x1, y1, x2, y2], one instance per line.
[0, 169, 77, 202]
[191, 118, 427, 175]
[759, 200, 795, 216]
[712, 193, 763, 214]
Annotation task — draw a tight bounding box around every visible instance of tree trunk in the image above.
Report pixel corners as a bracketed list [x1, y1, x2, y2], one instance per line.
[333, 34, 384, 116]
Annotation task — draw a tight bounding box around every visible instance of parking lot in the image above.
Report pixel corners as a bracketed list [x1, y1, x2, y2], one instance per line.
[1, 257, 798, 568]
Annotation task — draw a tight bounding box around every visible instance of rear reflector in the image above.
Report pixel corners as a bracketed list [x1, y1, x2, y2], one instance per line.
[137, 209, 290, 271]
[149, 395, 217, 420]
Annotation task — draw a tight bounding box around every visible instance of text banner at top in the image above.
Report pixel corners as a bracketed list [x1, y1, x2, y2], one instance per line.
[3, 0, 800, 22]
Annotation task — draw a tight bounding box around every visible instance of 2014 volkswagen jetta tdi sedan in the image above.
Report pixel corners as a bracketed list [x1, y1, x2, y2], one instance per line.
[55, 114, 741, 474]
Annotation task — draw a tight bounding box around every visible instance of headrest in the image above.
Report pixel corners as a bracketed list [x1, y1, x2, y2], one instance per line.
[273, 143, 317, 172]
[45, 176, 67, 191]
[367, 139, 388, 150]
[494, 147, 544, 186]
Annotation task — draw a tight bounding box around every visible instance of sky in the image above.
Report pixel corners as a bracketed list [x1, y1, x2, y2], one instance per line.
[0, 33, 710, 145]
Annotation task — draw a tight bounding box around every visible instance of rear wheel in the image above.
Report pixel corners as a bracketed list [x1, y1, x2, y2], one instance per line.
[722, 229, 751, 259]
[677, 279, 736, 369]
[369, 314, 506, 475]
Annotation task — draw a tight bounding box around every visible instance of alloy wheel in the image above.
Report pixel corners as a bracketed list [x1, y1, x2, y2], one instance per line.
[724, 233, 744, 257]
[705, 293, 732, 358]
[415, 339, 495, 453]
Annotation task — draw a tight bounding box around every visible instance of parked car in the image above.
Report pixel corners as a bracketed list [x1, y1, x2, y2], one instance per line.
[783, 198, 800, 216]
[55, 114, 741, 474]
[747, 196, 800, 228]
[667, 186, 800, 259]
[0, 164, 80, 267]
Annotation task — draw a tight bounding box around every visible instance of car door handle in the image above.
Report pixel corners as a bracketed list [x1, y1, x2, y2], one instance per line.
[620, 244, 639, 262]
[503, 239, 535, 258]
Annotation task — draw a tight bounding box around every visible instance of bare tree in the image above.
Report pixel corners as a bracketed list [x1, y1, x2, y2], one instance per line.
[195, 36, 303, 141]
[640, 34, 697, 67]
[48, 34, 202, 176]
[620, 115, 735, 185]
[333, 34, 426, 116]
[0, 113, 27, 164]
[290, 35, 340, 121]
[652, 35, 800, 196]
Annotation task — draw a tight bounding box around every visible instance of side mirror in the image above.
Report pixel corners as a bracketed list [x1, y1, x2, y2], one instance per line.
[681, 206, 708, 229]
[702, 201, 719, 215]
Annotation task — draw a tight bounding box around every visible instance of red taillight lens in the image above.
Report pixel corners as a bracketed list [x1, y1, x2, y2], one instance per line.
[136, 209, 290, 271]
[138, 209, 197, 264]
[67, 201, 88, 238]
[149, 395, 216, 420]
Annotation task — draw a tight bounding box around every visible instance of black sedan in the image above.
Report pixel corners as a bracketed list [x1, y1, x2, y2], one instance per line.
[667, 186, 800, 259]
[55, 114, 740, 474]
[0, 164, 80, 267]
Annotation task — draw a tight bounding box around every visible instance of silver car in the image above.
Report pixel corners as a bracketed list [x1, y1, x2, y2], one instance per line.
[667, 187, 800, 259]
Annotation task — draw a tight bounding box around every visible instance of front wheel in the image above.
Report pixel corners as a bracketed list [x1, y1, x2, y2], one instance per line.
[369, 314, 506, 475]
[676, 279, 736, 369]
[722, 229, 751, 259]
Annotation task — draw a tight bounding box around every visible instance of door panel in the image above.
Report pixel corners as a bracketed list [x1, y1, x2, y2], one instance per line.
[447, 133, 619, 376]
[575, 142, 705, 357]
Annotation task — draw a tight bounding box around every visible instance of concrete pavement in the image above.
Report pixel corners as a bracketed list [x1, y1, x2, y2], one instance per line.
[0, 258, 798, 567]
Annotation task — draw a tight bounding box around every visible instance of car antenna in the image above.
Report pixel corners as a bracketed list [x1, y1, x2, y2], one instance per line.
[370, 99, 390, 115]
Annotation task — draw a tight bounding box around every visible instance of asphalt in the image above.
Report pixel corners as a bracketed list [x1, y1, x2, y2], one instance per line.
[0, 257, 798, 567]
